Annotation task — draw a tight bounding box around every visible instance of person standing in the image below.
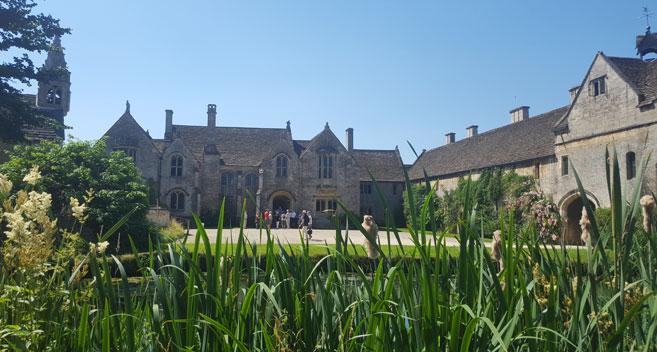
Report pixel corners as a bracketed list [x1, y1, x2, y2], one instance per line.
[285, 210, 291, 229]
[290, 209, 297, 228]
[264, 209, 271, 231]
[307, 210, 313, 229]
[300, 210, 311, 239]
[274, 211, 281, 229]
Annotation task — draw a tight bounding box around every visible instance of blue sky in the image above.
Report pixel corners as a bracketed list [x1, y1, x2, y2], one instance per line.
[19, 0, 656, 163]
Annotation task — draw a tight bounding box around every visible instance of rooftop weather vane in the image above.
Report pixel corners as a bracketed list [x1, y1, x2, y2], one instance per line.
[642, 7, 653, 32]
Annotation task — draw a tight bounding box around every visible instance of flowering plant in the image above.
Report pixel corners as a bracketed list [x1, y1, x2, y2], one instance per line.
[507, 188, 561, 243]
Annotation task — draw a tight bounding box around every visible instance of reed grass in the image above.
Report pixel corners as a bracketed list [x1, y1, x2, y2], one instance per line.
[1, 145, 656, 351]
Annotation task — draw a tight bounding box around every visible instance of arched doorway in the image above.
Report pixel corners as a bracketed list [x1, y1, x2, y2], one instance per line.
[559, 191, 598, 245]
[273, 195, 291, 212]
[269, 190, 294, 213]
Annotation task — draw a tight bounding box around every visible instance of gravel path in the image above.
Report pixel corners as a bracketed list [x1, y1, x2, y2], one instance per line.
[186, 227, 474, 247]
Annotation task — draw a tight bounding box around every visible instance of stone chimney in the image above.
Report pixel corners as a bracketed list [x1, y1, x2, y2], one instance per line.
[207, 104, 217, 127]
[204, 104, 219, 154]
[568, 86, 580, 104]
[509, 106, 530, 124]
[165, 110, 173, 140]
[345, 128, 354, 152]
[445, 132, 455, 144]
[466, 125, 478, 138]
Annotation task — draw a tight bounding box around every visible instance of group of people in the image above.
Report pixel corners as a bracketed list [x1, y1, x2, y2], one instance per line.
[251, 208, 314, 239]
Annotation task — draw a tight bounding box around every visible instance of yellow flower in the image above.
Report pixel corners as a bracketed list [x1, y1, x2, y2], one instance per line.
[97, 241, 109, 254]
[70, 197, 87, 222]
[23, 165, 41, 185]
[0, 174, 12, 196]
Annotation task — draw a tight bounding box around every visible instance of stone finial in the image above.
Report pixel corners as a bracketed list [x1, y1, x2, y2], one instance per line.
[125, 100, 130, 113]
[325, 122, 329, 129]
[286, 120, 291, 132]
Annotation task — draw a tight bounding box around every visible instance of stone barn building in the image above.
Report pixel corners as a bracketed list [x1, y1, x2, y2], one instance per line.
[409, 29, 657, 242]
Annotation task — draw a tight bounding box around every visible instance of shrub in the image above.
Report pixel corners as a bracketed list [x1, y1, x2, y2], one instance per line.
[0, 138, 152, 252]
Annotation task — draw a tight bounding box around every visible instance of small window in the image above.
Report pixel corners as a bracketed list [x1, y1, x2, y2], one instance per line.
[360, 182, 372, 194]
[318, 154, 333, 179]
[276, 155, 288, 177]
[627, 152, 636, 180]
[590, 76, 606, 97]
[170, 155, 183, 177]
[562, 156, 569, 176]
[316, 199, 337, 212]
[170, 191, 185, 210]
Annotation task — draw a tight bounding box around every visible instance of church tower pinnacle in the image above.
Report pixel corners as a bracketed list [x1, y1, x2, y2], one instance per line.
[36, 36, 71, 138]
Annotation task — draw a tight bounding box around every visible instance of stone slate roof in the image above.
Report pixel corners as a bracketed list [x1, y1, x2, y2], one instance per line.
[152, 140, 166, 154]
[173, 125, 288, 166]
[351, 149, 404, 182]
[409, 106, 569, 180]
[607, 56, 657, 107]
[293, 140, 310, 156]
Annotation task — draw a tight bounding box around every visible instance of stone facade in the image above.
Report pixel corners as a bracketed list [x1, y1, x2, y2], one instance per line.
[409, 32, 657, 242]
[103, 107, 405, 228]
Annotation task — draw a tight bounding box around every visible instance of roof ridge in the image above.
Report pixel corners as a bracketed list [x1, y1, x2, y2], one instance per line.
[173, 124, 286, 131]
[352, 149, 397, 153]
[421, 105, 569, 155]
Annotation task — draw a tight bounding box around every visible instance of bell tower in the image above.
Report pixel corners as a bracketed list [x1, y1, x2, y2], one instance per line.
[36, 36, 71, 137]
[636, 8, 657, 60]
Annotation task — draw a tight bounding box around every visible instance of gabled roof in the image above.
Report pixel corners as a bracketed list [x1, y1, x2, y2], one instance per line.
[409, 106, 568, 180]
[606, 56, 657, 107]
[299, 124, 352, 160]
[351, 149, 404, 182]
[554, 53, 657, 131]
[173, 125, 287, 166]
[104, 106, 160, 154]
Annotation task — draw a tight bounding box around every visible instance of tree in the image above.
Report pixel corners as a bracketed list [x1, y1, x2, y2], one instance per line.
[0, 138, 152, 253]
[0, 0, 69, 142]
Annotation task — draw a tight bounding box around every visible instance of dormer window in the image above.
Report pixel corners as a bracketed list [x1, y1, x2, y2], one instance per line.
[590, 76, 606, 96]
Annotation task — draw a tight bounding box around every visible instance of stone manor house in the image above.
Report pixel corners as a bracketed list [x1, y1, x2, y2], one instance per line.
[102, 28, 657, 237]
[103, 105, 406, 228]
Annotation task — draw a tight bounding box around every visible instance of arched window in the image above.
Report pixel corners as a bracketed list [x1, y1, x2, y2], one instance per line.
[245, 174, 258, 193]
[170, 191, 185, 210]
[627, 152, 636, 180]
[276, 155, 288, 177]
[55, 89, 62, 104]
[46, 88, 55, 104]
[318, 154, 333, 179]
[170, 155, 183, 177]
[221, 172, 235, 195]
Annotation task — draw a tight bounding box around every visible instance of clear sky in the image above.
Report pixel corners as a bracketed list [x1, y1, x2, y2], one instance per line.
[17, 0, 656, 163]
